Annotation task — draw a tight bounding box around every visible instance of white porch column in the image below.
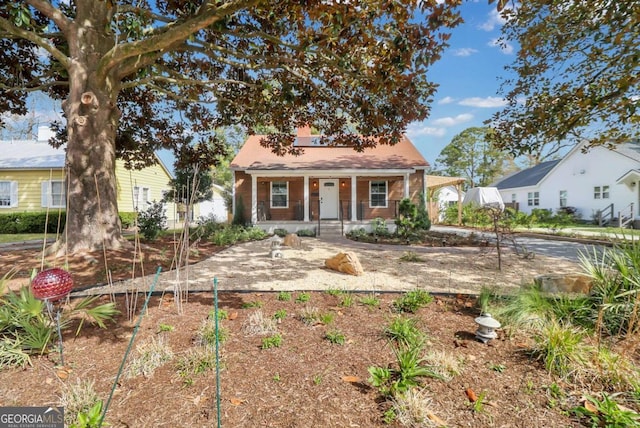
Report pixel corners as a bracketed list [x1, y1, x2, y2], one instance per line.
[404, 173, 410, 198]
[251, 174, 258, 224]
[351, 175, 357, 221]
[303, 175, 310, 222]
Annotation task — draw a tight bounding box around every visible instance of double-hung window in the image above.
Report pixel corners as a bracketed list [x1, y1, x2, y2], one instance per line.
[527, 191, 539, 207]
[271, 182, 288, 208]
[41, 180, 65, 208]
[133, 186, 150, 210]
[0, 181, 18, 208]
[593, 185, 610, 199]
[370, 181, 388, 208]
[559, 190, 567, 208]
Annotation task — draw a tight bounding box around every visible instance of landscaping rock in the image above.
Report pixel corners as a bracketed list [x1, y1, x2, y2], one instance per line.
[283, 233, 302, 248]
[533, 273, 593, 294]
[324, 251, 364, 276]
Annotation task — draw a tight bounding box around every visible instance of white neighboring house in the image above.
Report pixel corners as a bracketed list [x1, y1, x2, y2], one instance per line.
[198, 184, 228, 223]
[437, 185, 465, 221]
[493, 141, 640, 225]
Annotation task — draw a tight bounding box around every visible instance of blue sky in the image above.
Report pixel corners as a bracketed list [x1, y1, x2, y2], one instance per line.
[407, 1, 515, 165]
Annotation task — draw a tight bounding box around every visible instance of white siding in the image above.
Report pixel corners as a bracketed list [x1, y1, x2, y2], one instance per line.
[499, 145, 639, 219]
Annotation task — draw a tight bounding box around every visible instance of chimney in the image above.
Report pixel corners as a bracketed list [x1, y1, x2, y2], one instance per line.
[297, 125, 312, 137]
[37, 125, 55, 142]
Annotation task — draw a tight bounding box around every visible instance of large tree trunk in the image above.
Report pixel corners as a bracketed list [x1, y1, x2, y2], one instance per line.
[53, 1, 128, 255]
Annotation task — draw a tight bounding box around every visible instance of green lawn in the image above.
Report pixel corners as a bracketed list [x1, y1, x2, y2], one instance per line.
[0, 234, 47, 244]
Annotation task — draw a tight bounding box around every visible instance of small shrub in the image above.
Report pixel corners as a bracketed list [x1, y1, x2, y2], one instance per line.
[126, 335, 174, 378]
[574, 393, 640, 427]
[158, 323, 174, 333]
[176, 347, 217, 385]
[391, 388, 435, 428]
[242, 310, 278, 336]
[295, 292, 311, 303]
[137, 200, 167, 241]
[325, 329, 346, 345]
[297, 228, 316, 237]
[425, 350, 464, 381]
[273, 228, 288, 237]
[299, 306, 320, 325]
[196, 317, 229, 347]
[384, 316, 423, 347]
[392, 289, 433, 313]
[319, 311, 335, 325]
[359, 294, 380, 308]
[531, 320, 589, 378]
[276, 291, 292, 301]
[399, 251, 424, 263]
[273, 309, 287, 321]
[261, 333, 283, 349]
[60, 379, 100, 427]
[241, 300, 263, 309]
[340, 293, 354, 308]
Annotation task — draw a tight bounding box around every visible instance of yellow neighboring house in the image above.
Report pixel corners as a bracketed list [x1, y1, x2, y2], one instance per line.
[0, 129, 185, 228]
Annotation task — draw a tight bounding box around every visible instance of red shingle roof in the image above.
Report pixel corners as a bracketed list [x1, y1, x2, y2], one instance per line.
[231, 135, 429, 171]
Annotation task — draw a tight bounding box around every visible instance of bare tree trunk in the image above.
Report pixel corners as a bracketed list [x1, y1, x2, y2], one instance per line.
[52, 0, 128, 255]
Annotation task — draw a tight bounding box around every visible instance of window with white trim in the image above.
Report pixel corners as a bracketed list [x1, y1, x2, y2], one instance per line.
[594, 185, 610, 199]
[559, 190, 567, 207]
[527, 191, 539, 207]
[133, 186, 150, 210]
[0, 181, 18, 208]
[271, 181, 288, 208]
[41, 180, 66, 208]
[370, 181, 388, 208]
[511, 193, 517, 203]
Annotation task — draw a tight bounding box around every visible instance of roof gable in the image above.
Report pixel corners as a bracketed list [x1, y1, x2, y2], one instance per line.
[231, 134, 429, 171]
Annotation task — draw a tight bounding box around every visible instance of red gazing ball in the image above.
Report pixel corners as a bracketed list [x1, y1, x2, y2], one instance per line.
[30, 268, 74, 301]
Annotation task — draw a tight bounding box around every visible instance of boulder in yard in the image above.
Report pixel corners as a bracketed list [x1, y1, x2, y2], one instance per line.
[533, 274, 593, 294]
[325, 251, 364, 276]
[283, 233, 302, 248]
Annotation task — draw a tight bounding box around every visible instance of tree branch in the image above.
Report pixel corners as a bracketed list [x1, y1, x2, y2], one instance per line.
[0, 16, 71, 69]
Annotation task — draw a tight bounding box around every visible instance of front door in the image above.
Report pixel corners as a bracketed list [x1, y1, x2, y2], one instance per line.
[319, 179, 339, 219]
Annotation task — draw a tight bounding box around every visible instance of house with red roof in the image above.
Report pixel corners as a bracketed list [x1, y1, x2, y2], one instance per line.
[230, 127, 442, 236]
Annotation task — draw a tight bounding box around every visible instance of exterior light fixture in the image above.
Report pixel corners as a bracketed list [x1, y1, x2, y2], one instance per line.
[474, 313, 501, 344]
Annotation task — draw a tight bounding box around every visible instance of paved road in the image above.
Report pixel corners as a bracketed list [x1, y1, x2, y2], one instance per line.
[431, 225, 604, 263]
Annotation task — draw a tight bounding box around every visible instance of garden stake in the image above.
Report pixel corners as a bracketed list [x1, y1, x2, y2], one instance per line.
[55, 306, 64, 366]
[100, 266, 161, 427]
[213, 277, 222, 428]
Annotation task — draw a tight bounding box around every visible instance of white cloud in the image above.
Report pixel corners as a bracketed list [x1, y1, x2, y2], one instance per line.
[406, 126, 447, 137]
[458, 97, 508, 108]
[488, 38, 514, 55]
[452, 47, 478, 57]
[438, 96, 455, 105]
[479, 9, 506, 31]
[432, 113, 474, 127]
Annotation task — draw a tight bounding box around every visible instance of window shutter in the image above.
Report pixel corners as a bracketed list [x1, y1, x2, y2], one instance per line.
[10, 181, 18, 207]
[41, 181, 49, 207]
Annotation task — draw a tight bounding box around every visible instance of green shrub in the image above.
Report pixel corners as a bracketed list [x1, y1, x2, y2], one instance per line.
[371, 217, 390, 236]
[191, 214, 225, 241]
[232, 195, 247, 226]
[392, 289, 433, 313]
[0, 212, 66, 234]
[296, 228, 316, 237]
[273, 228, 288, 237]
[119, 212, 137, 229]
[137, 201, 167, 241]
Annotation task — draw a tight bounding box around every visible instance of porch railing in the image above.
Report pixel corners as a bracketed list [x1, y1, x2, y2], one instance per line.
[619, 203, 634, 228]
[256, 198, 402, 225]
[596, 203, 614, 227]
